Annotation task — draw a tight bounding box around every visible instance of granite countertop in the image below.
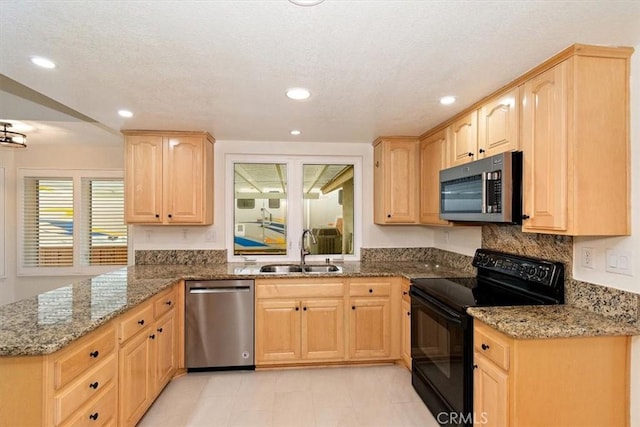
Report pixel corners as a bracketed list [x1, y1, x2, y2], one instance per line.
[0, 261, 467, 357]
[468, 305, 640, 339]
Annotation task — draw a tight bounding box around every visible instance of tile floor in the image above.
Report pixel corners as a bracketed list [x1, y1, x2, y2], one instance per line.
[138, 364, 440, 427]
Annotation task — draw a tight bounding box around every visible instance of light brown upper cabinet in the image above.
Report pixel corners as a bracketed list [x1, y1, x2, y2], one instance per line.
[373, 137, 419, 224]
[123, 131, 214, 225]
[520, 46, 632, 235]
[419, 129, 450, 226]
[448, 111, 478, 167]
[477, 87, 519, 158]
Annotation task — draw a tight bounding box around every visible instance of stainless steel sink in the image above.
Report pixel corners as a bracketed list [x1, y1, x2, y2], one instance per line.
[258, 264, 342, 274]
[303, 264, 341, 273]
[259, 264, 304, 273]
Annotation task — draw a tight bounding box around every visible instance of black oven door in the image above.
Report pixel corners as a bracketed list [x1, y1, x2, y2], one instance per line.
[410, 286, 472, 424]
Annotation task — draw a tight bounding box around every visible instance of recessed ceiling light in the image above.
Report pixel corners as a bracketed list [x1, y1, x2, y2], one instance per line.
[288, 0, 325, 6]
[30, 56, 56, 69]
[440, 96, 456, 105]
[290, 130, 301, 136]
[286, 88, 311, 100]
[118, 110, 133, 118]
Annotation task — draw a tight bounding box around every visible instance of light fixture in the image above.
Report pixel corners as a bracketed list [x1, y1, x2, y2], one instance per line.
[290, 130, 301, 136]
[288, 0, 325, 6]
[118, 110, 133, 118]
[30, 56, 56, 69]
[0, 122, 27, 148]
[286, 87, 311, 100]
[440, 96, 456, 105]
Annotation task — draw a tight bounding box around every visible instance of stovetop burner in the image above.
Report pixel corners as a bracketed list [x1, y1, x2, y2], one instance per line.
[411, 249, 564, 313]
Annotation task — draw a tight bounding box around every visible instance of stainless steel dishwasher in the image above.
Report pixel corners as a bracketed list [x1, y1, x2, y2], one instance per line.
[185, 279, 255, 370]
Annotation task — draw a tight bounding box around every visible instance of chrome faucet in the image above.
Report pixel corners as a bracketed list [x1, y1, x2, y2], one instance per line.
[300, 228, 317, 268]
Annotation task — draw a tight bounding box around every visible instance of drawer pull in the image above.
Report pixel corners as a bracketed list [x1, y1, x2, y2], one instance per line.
[149, 334, 156, 340]
[89, 381, 99, 389]
[137, 319, 145, 325]
[89, 350, 99, 358]
[481, 343, 490, 350]
[157, 327, 164, 333]
[165, 300, 172, 306]
[89, 413, 99, 421]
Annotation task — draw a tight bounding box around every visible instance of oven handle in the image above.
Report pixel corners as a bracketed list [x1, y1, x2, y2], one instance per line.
[410, 287, 464, 325]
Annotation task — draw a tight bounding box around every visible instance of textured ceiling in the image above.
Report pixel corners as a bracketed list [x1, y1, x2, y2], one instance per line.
[1, 1, 640, 145]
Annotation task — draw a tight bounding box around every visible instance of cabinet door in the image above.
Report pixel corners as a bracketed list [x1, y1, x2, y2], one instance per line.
[474, 353, 508, 427]
[301, 299, 345, 361]
[521, 62, 568, 232]
[153, 309, 177, 394]
[419, 130, 450, 225]
[401, 298, 411, 369]
[124, 135, 163, 223]
[118, 330, 153, 427]
[374, 139, 419, 224]
[478, 89, 519, 158]
[255, 300, 301, 363]
[349, 297, 391, 359]
[449, 111, 478, 166]
[164, 135, 205, 223]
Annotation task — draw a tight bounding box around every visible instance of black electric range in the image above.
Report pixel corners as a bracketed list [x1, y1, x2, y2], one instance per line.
[409, 249, 564, 426]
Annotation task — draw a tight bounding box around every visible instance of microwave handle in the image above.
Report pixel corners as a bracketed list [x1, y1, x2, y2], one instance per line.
[481, 171, 487, 214]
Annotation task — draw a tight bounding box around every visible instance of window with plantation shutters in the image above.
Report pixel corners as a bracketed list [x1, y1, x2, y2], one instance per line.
[19, 169, 128, 275]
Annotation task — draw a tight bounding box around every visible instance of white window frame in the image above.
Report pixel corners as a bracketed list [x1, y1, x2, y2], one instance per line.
[0, 167, 5, 278]
[226, 154, 362, 263]
[17, 168, 131, 277]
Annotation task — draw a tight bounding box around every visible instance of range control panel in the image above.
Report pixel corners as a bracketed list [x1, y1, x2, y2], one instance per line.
[473, 249, 564, 288]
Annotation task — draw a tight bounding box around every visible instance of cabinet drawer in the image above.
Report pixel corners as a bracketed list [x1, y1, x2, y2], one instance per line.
[119, 302, 154, 343]
[401, 280, 410, 302]
[60, 382, 117, 427]
[256, 281, 344, 299]
[53, 324, 116, 391]
[154, 287, 177, 319]
[54, 354, 117, 425]
[474, 327, 510, 370]
[350, 281, 391, 297]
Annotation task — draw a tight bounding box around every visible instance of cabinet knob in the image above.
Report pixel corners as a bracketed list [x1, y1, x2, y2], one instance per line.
[168, 214, 173, 218]
[369, 289, 373, 293]
[165, 300, 172, 306]
[149, 334, 156, 340]
[402, 291, 408, 296]
[407, 311, 411, 316]
[351, 306, 356, 310]
[155, 214, 160, 218]
[479, 148, 485, 154]
[157, 327, 163, 333]
[375, 161, 380, 168]
[481, 343, 490, 350]
[522, 214, 530, 220]
[295, 307, 299, 311]
[138, 319, 145, 325]
[89, 381, 99, 389]
[303, 307, 307, 311]
[472, 364, 478, 369]
[468, 152, 474, 157]
[89, 350, 99, 358]
[387, 214, 391, 218]
[89, 413, 99, 421]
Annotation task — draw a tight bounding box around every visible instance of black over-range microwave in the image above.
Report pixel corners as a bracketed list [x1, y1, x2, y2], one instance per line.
[439, 151, 522, 223]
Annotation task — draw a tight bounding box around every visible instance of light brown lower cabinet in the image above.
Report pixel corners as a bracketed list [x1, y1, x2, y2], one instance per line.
[255, 278, 346, 365]
[473, 320, 630, 426]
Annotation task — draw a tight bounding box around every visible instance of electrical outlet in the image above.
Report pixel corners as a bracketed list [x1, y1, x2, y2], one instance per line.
[581, 247, 594, 269]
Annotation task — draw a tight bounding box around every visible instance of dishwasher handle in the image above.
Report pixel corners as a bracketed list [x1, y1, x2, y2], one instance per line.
[189, 286, 251, 294]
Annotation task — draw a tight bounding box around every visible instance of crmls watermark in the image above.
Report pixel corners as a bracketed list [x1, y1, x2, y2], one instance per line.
[437, 411, 489, 425]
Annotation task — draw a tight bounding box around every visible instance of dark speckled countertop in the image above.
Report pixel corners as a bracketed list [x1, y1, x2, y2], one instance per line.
[468, 305, 640, 339]
[0, 261, 465, 357]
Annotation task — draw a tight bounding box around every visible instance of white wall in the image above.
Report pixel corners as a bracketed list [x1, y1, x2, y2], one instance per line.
[132, 140, 435, 253]
[0, 141, 124, 302]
